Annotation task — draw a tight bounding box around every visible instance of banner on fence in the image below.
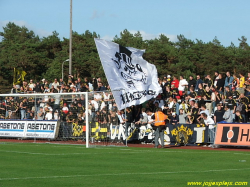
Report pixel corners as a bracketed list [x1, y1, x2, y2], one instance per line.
[91, 123, 209, 145]
[0, 120, 59, 139]
[214, 123, 250, 146]
[168, 124, 209, 145]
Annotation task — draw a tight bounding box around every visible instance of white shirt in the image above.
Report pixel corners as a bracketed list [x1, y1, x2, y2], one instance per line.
[52, 82, 59, 89]
[54, 113, 59, 120]
[147, 113, 155, 124]
[168, 101, 174, 109]
[88, 82, 93, 91]
[103, 93, 110, 100]
[178, 79, 188, 91]
[91, 100, 99, 111]
[94, 93, 102, 100]
[45, 112, 53, 120]
[140, 112, 148, 124]
[200, 109, 209, 117]
[204, 117, 215, 129]
[54, 95, 60, 105]
[214, 76, 219, 86]
[100, 101, 106, 110]
[28, 83, 35, 89]
[117, 113, 124, 124]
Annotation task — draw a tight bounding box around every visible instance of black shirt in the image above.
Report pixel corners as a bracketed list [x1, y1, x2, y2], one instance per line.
[214, 109, 225, 123]
[235, 115, 245, 123]
[188, 79, 196, 90]
[216, 78, 225, 92]
[227, 99, 236, 110]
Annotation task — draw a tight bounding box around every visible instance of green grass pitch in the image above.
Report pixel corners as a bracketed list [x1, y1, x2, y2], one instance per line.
[0, 143, 249, 187]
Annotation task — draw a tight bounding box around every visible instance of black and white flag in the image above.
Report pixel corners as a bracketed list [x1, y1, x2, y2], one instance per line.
[94, 38, 162, 110]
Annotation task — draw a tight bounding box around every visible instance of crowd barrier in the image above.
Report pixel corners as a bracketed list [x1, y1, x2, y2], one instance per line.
[1, 119, 249, 148]
[0, 120, 211, 146]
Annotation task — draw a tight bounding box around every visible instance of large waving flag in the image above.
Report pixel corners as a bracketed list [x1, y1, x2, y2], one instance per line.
[94, 38, 162, 110]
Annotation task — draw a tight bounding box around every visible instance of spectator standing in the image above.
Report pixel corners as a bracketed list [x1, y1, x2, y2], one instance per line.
[216, 73, 225, 94]
[203, 75, 213, 89]
[163, 75, 171, 89]
[195, 75, 203, 92]
[36, 107, 44, 120]
[19, 98, 28, 119]
[245, 72, 250, 88]
[59, 78, 65, 86]
[52, 78, 59, 89]
[224, 86, 231, 99]
[65, 111, 74, 140]
[232, 74, 239, 90]
[214, 71, 220, 87]
[204, 86, 212, 115]
[189, 87, 197, 98]
[201, 113, 215, 146]
[223, 105, 233, 123]
[178, 75, 188, 98]
[239, 73, 245, 94]
[171, 84, 180, 99]
[171, 76, 179, 91]
[244, 72, 250, 97]
[224, 71, 234, 91]
[34, 82, 42, 93]
[28, 79, 35, 90]
[227, 95, 236, 120]
[231, 87, 240, 100]
[188, 75, 196, 91]
[41, 78, 46, 90]
[124, 107, 133, 137]
[172, 98, 180, 115]
[97, 82, 107, 91]
[197, 83, 205, 96]
[186, 112, 194, 124]
[163, 86, 172, 101]
[199, 104, 209, 117]
[213, 104, 225, 123]
[45, 109, 53, 120]
[178, 109, 186, 123]
[92, 78, 98, 91]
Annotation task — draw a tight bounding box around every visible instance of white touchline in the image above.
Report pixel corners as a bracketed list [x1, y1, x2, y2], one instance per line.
[0, 150, 98, 155]
[0, 168, 250, 181]
[1, 149, 249, 156]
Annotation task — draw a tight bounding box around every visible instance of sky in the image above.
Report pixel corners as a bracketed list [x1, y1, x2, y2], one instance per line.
[0, 0, 250, 47]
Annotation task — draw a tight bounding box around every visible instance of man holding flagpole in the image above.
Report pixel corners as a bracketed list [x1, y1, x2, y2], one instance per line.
[95, 38, 163, 143]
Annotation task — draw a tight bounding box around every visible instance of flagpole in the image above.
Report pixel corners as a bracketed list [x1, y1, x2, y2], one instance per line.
[69, 0, 72, 75]
[125, 90, 128, 147]
[13, 68, 16, 86]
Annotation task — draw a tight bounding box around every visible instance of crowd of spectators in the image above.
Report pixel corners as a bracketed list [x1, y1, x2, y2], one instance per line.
[157, 72, 250, 123]
[0, 71, 250, 141]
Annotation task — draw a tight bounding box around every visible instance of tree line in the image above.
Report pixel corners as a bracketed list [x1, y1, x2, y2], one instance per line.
[0, 22, 250, 93]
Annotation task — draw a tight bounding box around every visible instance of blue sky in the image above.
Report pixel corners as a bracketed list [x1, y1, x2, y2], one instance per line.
[0, 0, 250, 47]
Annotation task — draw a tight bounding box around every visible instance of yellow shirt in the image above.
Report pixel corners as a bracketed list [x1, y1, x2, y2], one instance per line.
[239, 77, 245, 88]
